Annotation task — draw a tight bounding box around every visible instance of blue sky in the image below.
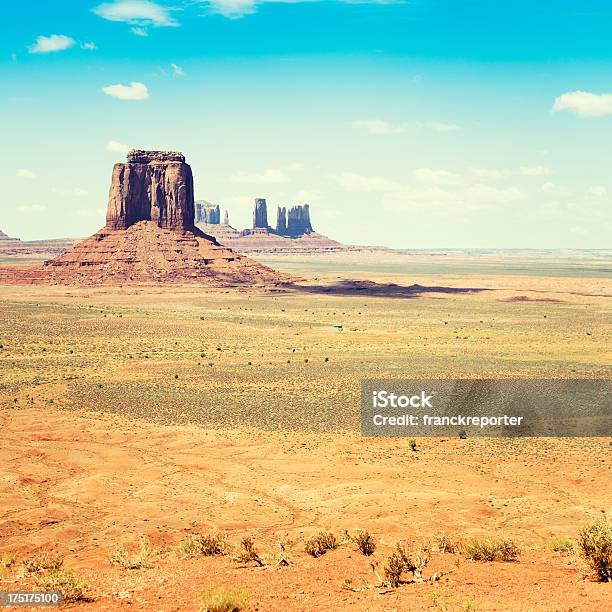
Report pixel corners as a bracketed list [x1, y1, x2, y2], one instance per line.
[2, 0, 612, 247]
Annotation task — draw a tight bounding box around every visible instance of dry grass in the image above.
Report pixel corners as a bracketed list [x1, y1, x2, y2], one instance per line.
[35, 568, 87, 603]
[109, 536, 158, 569]
[577, 519, 612, 582]
[199, 586, 248, 612]
[22, 552, 64, 573]
[548, 537, 574, 554]
[304, 531, 339, 558]
[461, 538, 519, 562]
[433, 532, 459, 554]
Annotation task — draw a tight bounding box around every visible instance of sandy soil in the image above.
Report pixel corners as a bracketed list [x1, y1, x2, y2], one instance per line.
[0, 253, 610, 610]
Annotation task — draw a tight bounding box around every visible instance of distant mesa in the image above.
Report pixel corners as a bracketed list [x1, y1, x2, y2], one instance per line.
[0, 150, 287, 286]
[196, 197, 342, 254]
[0, 229, 19, 241]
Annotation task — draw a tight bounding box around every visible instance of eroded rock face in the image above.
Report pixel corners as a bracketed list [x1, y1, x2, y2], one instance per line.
[285, 204, 313, 236]
[253, 198, 268, 229]
[106, 150, 195, 232]
[196, 202, 220, 224]
[276, 207, 287, 235]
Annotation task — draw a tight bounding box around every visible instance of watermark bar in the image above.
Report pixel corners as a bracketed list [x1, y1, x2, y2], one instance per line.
[0, 592, 62, 607]
[361, 379, 611, 437]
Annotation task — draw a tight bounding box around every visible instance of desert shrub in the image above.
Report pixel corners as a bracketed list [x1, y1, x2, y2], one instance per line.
[433, 532, 459, 554]
[234, 537, 264, 567]
[0, 553, 16, 579]
[548, 537, 574, 554]
[346, 530, 376, 556]
[276, 541, 292, 567]
[461, 538, 519, 562]
[110, 537, 157, 569]
[23, 552, 64, 573]
[409, 439, 417, 452]
[577, 520, 612, 582]
[35, 569, 87, 603]
[175, 533, 228, 559]
[199, 586, 248, 612]
[304, 531, 338, 558]
[380, 542, 430, 587]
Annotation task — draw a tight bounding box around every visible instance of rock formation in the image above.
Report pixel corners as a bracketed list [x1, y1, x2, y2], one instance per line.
[34, 151, 288, 286]
[196, 201, 221, 225]
[276, 207, 287, 235]
[253, 198, 268, 229]
[106, 150, 195, 232]
[0, 229, 18, 241]
[223, 210, 229, 225]
[285, 205, 313, 237]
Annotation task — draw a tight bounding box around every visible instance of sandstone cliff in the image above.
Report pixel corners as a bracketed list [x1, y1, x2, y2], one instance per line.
[106, 150, 195, 232]
[253, 198, 268, 229]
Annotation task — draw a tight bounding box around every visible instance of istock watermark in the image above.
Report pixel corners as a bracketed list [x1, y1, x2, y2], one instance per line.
[361, 379, 611, 437]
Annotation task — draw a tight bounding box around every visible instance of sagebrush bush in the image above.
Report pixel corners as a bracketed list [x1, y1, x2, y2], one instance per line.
[461, 538, 519, 562]
[110, 537, 157, 569]
[577, 520, 612, 582]
[433, 532, 458, 554]
[234, 536, 264, 567]
[346, 530, 376, 556]
[35, 569, 87, 603]
[23, 552, 64, 573]
[199, 586, 248, 612]
[175, 533, 228, 559]
[380, 542, 429, 587]
[304, 531, 338, 558]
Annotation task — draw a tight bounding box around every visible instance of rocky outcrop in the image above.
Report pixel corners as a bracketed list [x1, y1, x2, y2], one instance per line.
[276, 207, 287, 235]
[196, 201, 220, 224]
[106, 150, 195, 232]
[0, 229, 18, 241]
[31, 151, 289, 286]
[223, 210, 229, 225]
[285, 205, 313, 237]
[253, 198, 268, 229]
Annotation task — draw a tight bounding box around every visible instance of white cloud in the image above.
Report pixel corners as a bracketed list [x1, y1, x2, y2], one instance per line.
[51, 187, 89, 197]
[414, 167, 458, 184]
[335, 172, 398, 192]
[586, 186, 607, 198]
[467, 183, 526, 203]
[520, 165, 552, 176]
[425, 120, 460, 132]
[542, 182, 570, 197]
[16, 169, 36, 179]
[93, 1, 178, 26]
[131, 26, 149, 36]
[553, 91, 612, 117]
[106, 140, 130, 153]
[17, 204, 46, 213]
[102, 81, 149, 100]
[352, 119, 404, 135]
[171, 63, 185, 76]
[81, 41, 97, 50]
[230, 168, 290, 184]
[470, 167, 511, 180]
[28, 35, 75, 54]
[203, 0, 258, 18]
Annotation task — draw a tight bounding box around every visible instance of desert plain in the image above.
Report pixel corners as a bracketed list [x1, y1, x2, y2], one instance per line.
[0, 250, 611, 610]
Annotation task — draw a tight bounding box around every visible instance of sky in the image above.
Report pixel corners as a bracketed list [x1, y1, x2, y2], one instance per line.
[1, 0, 612, 248]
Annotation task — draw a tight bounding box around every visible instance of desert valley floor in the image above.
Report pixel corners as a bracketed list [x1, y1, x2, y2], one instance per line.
[0, 250, 610, 610]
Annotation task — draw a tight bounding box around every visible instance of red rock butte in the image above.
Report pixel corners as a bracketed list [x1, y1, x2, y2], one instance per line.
[0, 151, 287, 286]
